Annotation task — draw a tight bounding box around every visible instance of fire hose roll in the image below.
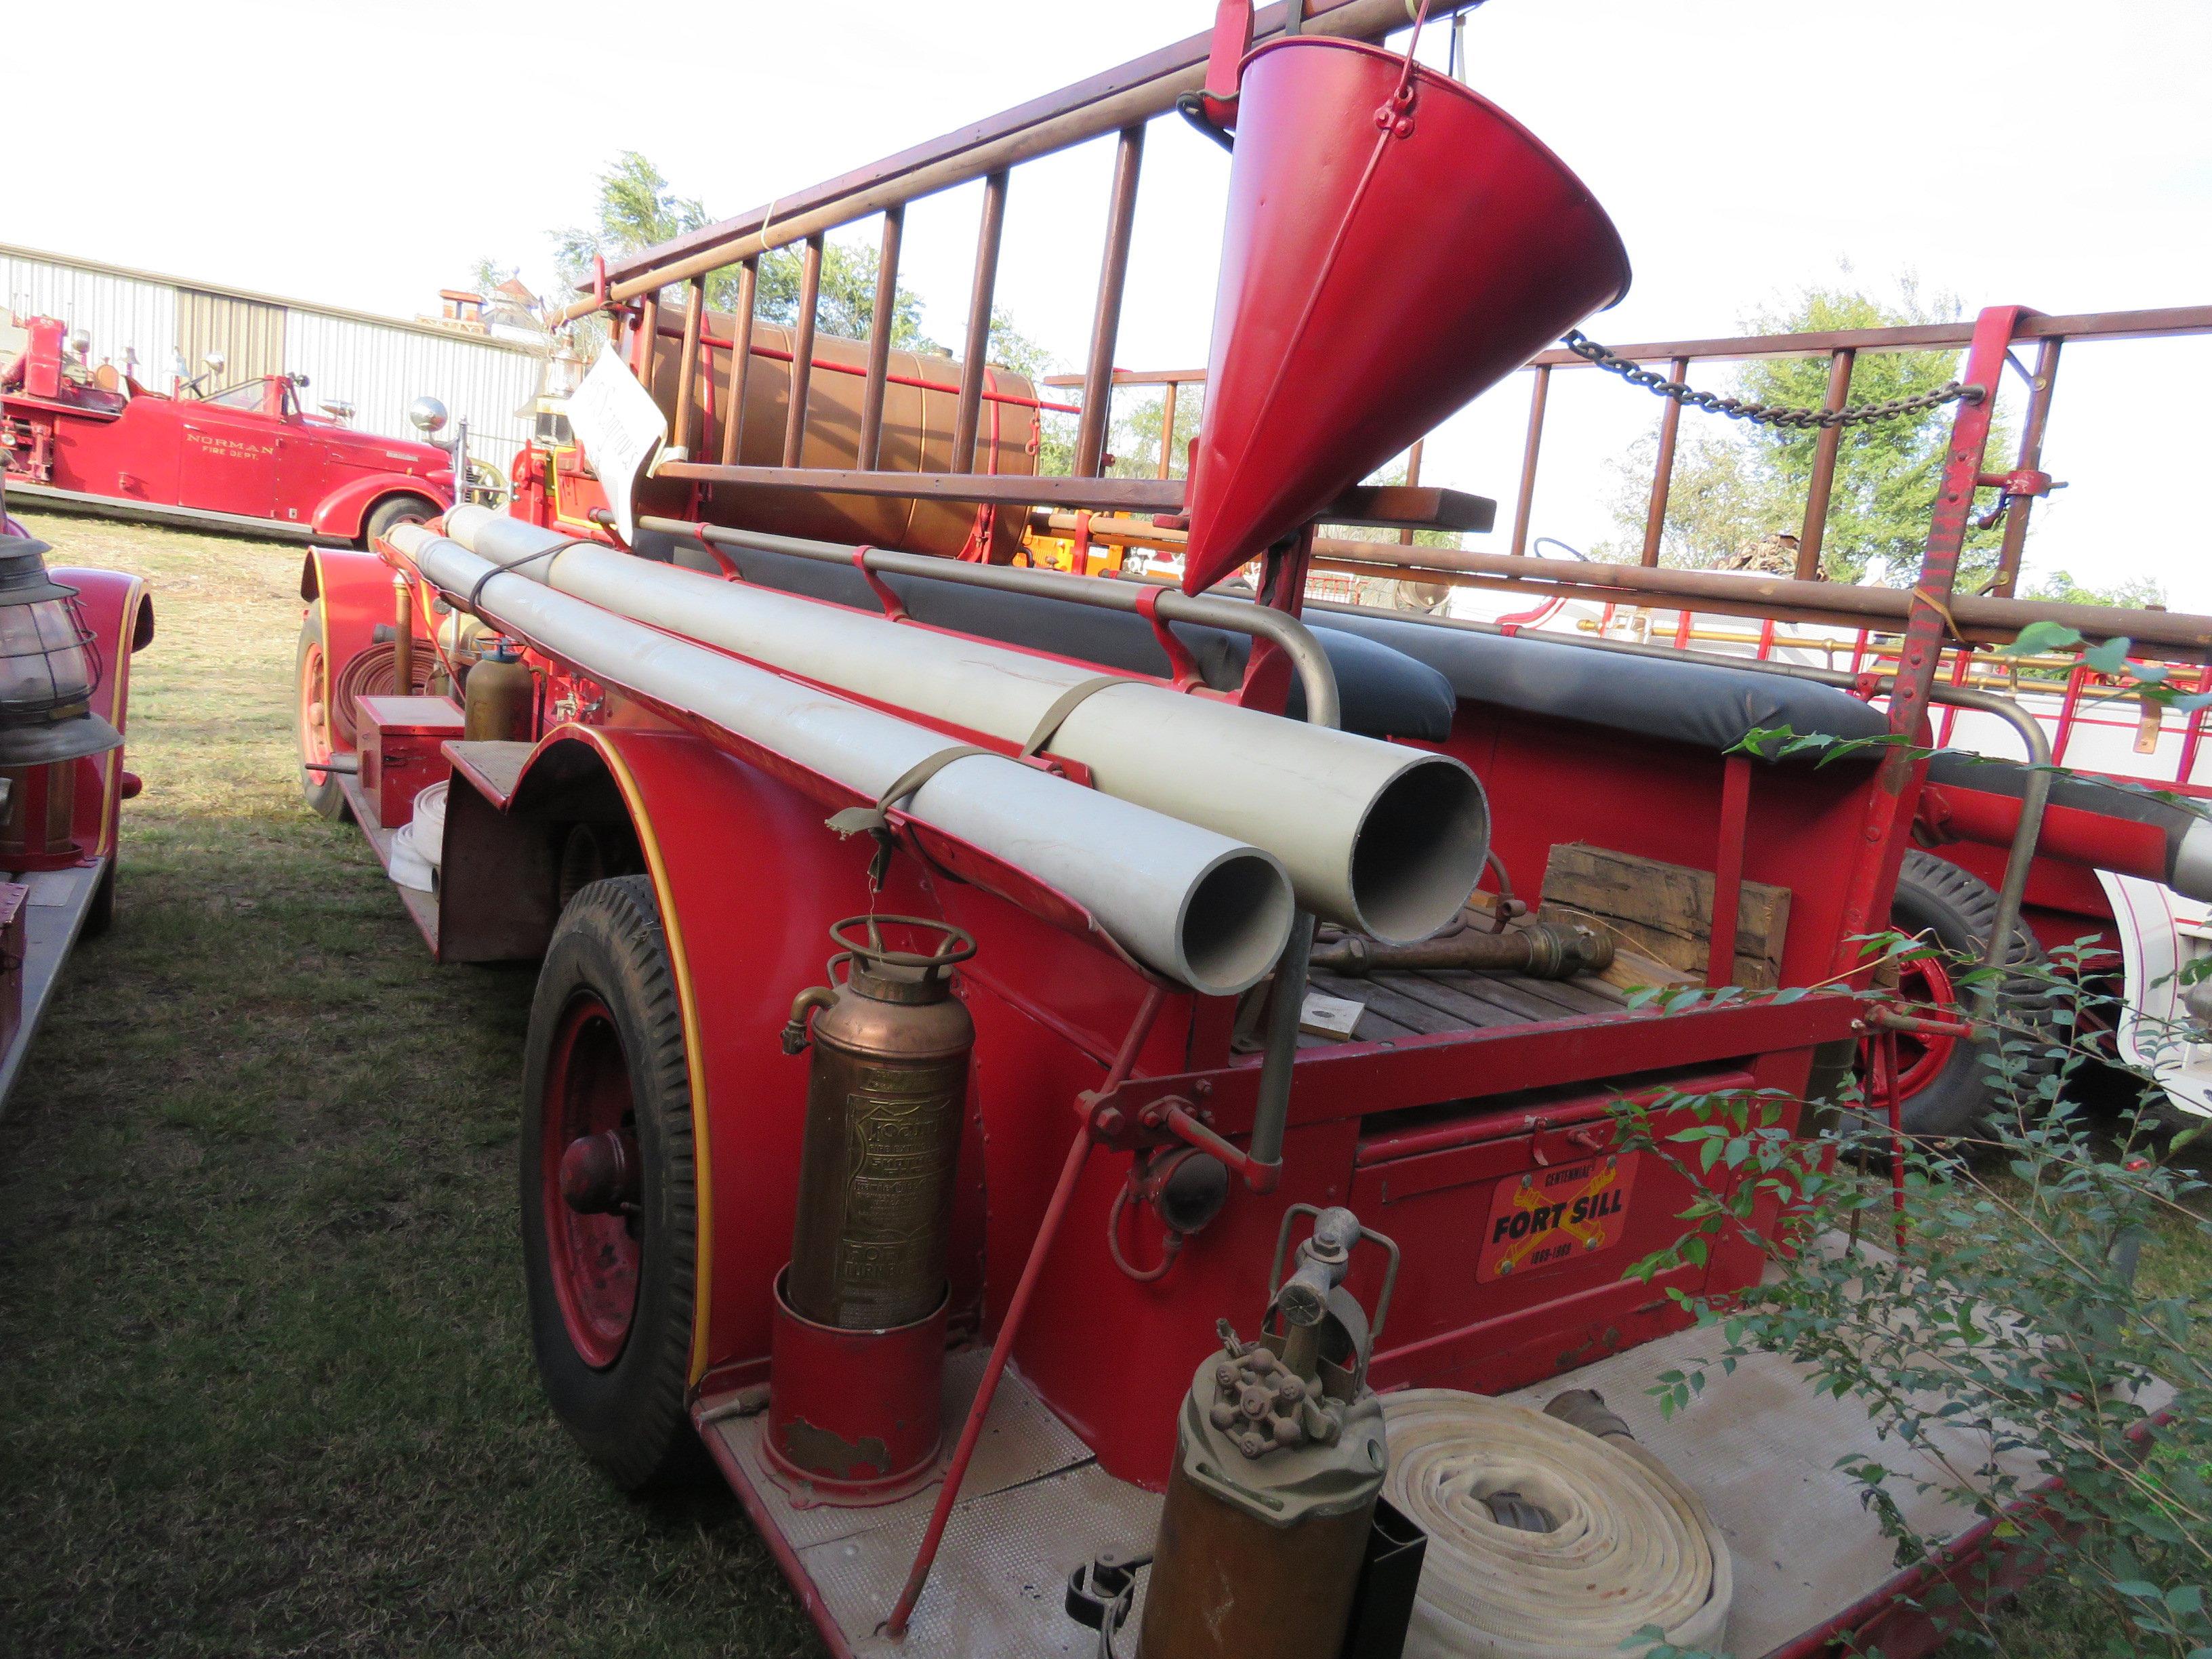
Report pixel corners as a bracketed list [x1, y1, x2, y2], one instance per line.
[388, 524, 1292, 997]
[1380, 1390, 1732, 1659]
[443, 507, 1488, 944]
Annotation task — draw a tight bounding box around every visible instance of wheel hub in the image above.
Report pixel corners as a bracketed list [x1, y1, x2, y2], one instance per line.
[540, 994, 642, 1369]
[560, 1130, 640, 1214]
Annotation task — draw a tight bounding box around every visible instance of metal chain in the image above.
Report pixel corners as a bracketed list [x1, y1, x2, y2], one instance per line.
[1559, 331, 1985, 430]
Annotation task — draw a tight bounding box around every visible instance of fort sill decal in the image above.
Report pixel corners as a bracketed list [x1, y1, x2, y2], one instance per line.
[1477, 1151, 1642, 1283]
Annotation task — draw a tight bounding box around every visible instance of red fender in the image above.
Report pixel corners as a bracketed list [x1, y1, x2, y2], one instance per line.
[308, 471, 453, 542]
[49, 566, 153, 864]
[506, 725, 958, 1387]
[299, 546, 402, 753]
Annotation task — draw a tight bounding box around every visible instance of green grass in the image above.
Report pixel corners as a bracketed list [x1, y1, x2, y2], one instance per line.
[0, 512, 818, 1657]
[2, 509, 2206, 1656]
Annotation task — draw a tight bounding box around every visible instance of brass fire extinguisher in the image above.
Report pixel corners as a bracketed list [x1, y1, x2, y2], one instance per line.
[779, 915, 977, 1330]
[1137, 1205, 1401, 1659]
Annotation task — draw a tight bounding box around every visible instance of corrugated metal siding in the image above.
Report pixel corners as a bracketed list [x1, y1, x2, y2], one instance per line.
[283, 310, 540, 468]
[177, 289, 287, 383]
[3, 246, 544, 465]
[0, 253, 177, 382]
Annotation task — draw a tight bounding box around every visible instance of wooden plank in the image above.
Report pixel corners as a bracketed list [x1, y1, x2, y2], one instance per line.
[1368, 971, 1528, 1031]
[1322, 484, 1496, 535]
[1511, 975, 1621, 1015]
[1310, 972, 1468, 1038]
[1416, 969, 1574, 1024]
[1540, 842, 1790, 991]
[1306, 970, 1420, 1042]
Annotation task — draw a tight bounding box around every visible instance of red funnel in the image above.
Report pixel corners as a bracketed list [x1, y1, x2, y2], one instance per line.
[1181, 39, 1631, 594]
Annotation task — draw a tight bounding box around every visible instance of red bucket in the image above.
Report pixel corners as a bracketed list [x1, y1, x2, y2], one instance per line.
[1181, 38, 1631, 594]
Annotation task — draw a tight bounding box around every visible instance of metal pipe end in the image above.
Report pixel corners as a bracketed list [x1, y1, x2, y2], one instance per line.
[1348, 755, 1490, 945]
[1174, 848, 1295, 999]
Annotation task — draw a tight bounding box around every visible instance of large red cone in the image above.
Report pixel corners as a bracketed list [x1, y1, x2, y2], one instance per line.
[1181, 39, 1631, 594]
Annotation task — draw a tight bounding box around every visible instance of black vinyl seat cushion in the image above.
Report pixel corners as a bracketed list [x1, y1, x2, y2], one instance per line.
[630, 529, 1458, 741]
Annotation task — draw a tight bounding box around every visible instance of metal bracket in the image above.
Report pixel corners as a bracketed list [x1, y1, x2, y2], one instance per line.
[851, 545, 907, 622]
[1133, 585, 1205, 692]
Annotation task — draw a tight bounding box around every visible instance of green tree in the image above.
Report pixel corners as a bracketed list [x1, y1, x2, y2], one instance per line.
[466, 257, 518, 296]
[1598, 278, 2011, 587]
[2025, 568, 2166, 609]
[1107, 384, 1202, 482]
[551, 150, 935, 349]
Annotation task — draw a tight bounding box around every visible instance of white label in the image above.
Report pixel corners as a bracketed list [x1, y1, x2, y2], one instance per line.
[1299, 991, 1367, 1040]
[565, 348, 668, 544]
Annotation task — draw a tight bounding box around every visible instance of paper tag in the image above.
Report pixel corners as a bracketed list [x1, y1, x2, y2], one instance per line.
[1299, 991, 1366, 1040]
[565, 348, 668, 544]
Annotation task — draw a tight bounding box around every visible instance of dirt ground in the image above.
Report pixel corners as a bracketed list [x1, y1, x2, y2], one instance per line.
[0, 507, 2192, 1656]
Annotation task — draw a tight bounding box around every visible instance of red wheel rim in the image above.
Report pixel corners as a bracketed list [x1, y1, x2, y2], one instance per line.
[1892, 952, 1961, 1101]
[298, 638, 333, 775]
[541, 994, 642, 1369]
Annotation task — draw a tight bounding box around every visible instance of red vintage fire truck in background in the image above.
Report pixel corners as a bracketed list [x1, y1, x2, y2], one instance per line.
[3, 313, 453, 546]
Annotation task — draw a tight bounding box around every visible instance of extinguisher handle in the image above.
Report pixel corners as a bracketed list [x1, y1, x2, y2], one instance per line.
[780, 985, 838, 1054]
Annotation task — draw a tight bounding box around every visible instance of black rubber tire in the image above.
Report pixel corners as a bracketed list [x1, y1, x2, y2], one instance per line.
[360, 493, 440, 549]
[1885, 848, 2057, 1138]
[294, 600, 350, 821]
[81, 861, 116, 940]
[520, 875, 705, 1491]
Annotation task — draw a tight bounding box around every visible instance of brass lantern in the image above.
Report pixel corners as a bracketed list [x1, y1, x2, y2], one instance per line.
[0, 529, 120, 866]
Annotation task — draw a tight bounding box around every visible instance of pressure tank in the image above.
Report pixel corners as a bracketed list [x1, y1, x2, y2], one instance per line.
[781, 915, 977, 1329]
[636, 316, 1040, 562]
[1137, 1207, 1397, 1659]
[462, 638, 534, 743]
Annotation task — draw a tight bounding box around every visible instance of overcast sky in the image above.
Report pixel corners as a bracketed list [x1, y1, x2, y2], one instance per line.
[21, 0, 2212, 603]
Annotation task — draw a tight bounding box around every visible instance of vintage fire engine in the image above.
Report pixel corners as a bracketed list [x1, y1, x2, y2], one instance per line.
[293, 3, 2198, 1654]
[0, 487, 152, 1111]
[2, 313, 454, 546]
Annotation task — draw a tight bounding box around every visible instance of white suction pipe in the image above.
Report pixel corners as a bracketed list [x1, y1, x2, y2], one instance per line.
[388, 523, 1292, 997]
[445, 506, 1486, 944]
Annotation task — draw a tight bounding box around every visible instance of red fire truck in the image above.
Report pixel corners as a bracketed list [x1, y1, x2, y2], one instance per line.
[293, 3, 2196, 1655]
[3, 313, 453, 546]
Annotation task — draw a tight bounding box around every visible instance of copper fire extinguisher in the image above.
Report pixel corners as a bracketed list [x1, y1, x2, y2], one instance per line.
[1137, 1205, 1401, 1659]
[779, 914, 977, 1330]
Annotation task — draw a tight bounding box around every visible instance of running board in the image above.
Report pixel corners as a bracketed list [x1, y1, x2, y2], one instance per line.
[5, 481, 327, 543]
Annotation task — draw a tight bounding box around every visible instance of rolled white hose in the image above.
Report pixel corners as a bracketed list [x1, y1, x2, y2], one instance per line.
[412, 781, 449, 872]
[1381, 1389, 1732, 1659]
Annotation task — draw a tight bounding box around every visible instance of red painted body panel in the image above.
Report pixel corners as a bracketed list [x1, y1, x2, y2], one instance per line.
[300, 546, 401, 760]
[49, 565, 154, 865]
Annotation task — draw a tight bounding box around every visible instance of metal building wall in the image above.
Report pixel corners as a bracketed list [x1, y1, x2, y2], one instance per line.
[282, 310, 541, 470]
[0, 252, 178, 382]
[176, 289, 287, 384]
